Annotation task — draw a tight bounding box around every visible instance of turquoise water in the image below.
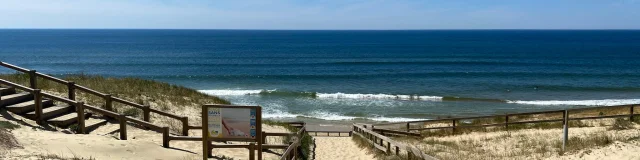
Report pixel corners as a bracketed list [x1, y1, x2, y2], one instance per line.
[1, 29, 640, 122]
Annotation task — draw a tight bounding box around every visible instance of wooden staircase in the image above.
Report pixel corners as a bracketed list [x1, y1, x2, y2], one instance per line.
[0, 87, 108, 132]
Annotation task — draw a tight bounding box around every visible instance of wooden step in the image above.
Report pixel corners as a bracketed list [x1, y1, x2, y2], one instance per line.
[84, 118, 109, 133]
[25, 104, 74, 120]
[0, 92, 33, 107]
[5, 99, 54, 114]
[48, 112, 92, 128]
[0, 87, 16, 96]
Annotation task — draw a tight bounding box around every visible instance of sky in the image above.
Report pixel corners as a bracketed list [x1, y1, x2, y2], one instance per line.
[0, 0, 639, 30]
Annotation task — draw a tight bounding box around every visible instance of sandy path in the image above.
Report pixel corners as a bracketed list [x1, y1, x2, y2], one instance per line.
[314, 137, 375, 160]
[1, 118, 289, 160]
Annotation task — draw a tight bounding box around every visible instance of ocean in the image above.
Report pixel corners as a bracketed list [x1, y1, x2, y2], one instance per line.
[1, 29, 640, 123]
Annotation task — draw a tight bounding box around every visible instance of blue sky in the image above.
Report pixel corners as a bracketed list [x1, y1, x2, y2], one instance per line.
[0, 0, 639, 29]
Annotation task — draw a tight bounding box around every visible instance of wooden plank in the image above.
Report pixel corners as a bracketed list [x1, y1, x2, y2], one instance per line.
[506, 119, 564, 125]
[373, 128, 420, 137]
[569, 114, 640, 121]
[0, 62, 30, 72]
[35, 72, 68, 84]
[125, 116, 163, 132]
[410, 126, 454, 131]
[112, 97, 145, 108]
[41, 92, 76, 104]
[0, 79, 35, 92]
[169, 135, 201, 141]
[75, 85, 107, 97]
[147, 107, 184, 119]
[352, 131, 388, 153]
[84, 104, 119, 118]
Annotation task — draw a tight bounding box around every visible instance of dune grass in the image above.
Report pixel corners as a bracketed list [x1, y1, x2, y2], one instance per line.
[0, 73, 229, 107]
[0, 73, 230, 132]
[394, 118, 640, 160]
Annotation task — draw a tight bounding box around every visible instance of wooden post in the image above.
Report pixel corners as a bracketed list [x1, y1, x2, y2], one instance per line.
[505, 114, 509, 131]
[119, 115, 127, 140]
[452, 119, 457, 134]
[67, 81, 76, 100]
[630, 105, 635, 122]
[395, 146, 400, 155]
[202, 106, 209, 160]
[293, 143, 298, 160]
[406, 122, 410, 132]
[76, 102, 86, 134]
[33, 89, 43, 124]
[408, 150, 414, 160]
[105, 94, 113, 111]
[261, 131, 266, 144]
[28, 70, 37, 89]
[181, 117, 189, 136]
[249, 143, 255, 160]
[163, 127, 170, 148]
[562, 110, 569, 151]
[143, 105, 151, 122]
[349, 131, 352, 136]
[386, 142, 391, 154]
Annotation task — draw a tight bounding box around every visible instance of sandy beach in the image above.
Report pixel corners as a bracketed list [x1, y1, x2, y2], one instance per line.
[314, 137, 375, 160]
[0, 117, 292, 160]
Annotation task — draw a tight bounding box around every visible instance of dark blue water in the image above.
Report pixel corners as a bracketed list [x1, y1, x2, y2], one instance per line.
[1, 29, 640, 122]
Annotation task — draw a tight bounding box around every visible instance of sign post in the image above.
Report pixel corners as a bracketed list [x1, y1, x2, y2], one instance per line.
[202, 105, 262, 160]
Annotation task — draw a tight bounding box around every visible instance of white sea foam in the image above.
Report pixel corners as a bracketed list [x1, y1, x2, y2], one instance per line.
[508, 99, 640, 106]
[316, 92, 442, 101]
[369, 116, 429, 122]
[198, 89, 269, 95]
[305, 111, 359, 121]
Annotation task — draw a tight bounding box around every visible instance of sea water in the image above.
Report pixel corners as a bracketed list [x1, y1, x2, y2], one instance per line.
[1, 29, 639, 123]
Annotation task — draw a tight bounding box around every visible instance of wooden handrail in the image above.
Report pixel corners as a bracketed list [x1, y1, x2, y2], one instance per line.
[0, 61, 190, 136]
[35, 72, 68, 84]
[0, 62, 30, 72]
[41, 92, 76, 104]
[74, 85, 108, 97]
[0, 79, 35, 93]
[84, 104, 120, 118]
[125, 116, 164, 132]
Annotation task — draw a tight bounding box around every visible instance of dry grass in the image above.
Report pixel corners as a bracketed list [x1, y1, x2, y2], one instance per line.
[0, 73, 230, 132]
[394, 119, 640, 160]
[351, 134, 405, 160]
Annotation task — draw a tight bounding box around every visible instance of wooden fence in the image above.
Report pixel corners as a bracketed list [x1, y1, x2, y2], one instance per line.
[0, 61, 194, 136]
[372, 104, 638, 134]
[352, 125, 437, 160]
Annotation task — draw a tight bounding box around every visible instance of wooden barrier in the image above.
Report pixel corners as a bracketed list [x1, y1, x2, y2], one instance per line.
[307, 130, 352, 137]
[0, 61, 191, 136]
[352, 125, 437, 160]
[372, 104, 639, 134]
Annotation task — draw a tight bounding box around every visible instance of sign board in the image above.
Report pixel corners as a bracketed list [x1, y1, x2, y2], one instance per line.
[202, 105, 262, 160]
[206, 107, 258, 139]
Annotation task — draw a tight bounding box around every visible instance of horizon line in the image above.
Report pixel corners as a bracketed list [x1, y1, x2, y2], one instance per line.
[1, 28, 640, 31]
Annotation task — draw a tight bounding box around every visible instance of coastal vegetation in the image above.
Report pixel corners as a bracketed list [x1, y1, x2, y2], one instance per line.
[394, 109, 640, 160]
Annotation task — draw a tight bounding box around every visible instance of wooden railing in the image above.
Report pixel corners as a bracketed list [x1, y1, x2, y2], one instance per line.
[372, 104, 638, 134]
[306, 130, 352, 137]
[0, 61, 191, 136]
[0, 78, 176, 147]
[352, 125, 437, 160]
[280, 126, 308, 160]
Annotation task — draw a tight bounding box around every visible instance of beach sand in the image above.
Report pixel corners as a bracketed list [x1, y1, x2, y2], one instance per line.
[0, 117, 290, 160]
[314, 137, 375, 160]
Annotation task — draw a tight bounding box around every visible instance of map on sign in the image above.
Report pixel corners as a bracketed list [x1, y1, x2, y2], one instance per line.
[207, 107, 257, 139]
